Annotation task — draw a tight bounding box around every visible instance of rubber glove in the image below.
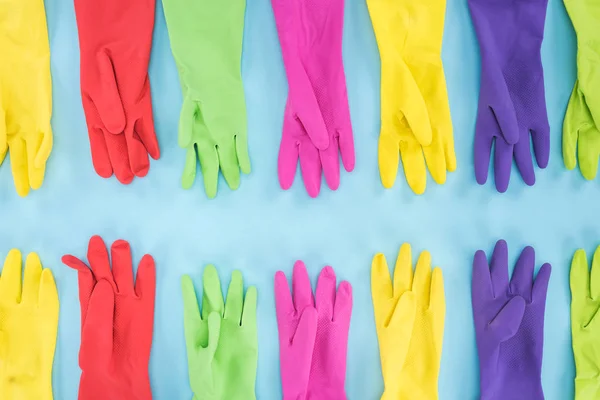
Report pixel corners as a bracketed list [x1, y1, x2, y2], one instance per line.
[564, 81, 600, 179]
[275, 261, 352, 399]
[563, 0, 600, 179]
[162, 0, 250, 199]
[74, 0, 160, 184]
[472, 240, 551, 400]
[570, 246, 600, 400]
[0, 250, 59, 400]
[367, 0, 456, 195]
[371, 244, 445, 399]
[62, 236, 156, 400]
[182, 265, 258, 400]
[272, 0, 355, 198]
[469, 0, 550, 192]
[0, 0, 53, 197]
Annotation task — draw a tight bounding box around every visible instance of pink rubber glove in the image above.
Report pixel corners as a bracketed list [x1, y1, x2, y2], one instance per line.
[271, 0, 355, 198]
[275, 261, 353, 399]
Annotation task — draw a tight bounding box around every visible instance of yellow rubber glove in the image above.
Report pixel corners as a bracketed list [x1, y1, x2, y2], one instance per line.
[0, 0, 53, 197]
[371, 243, 445, 400]
[367, 0, 456, 194]
[0, 249, 59, 400]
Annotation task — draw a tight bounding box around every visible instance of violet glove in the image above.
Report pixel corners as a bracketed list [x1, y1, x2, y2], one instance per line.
[272, 0, 355, 198]
[275, 261, 352, 399]
[472, 240, 551, 400]
[469, 0, 550, 192]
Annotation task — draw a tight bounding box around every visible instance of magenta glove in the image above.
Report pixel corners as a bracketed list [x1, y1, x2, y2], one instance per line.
[275, 261, 353, 399]
[271, 0, 355, 198]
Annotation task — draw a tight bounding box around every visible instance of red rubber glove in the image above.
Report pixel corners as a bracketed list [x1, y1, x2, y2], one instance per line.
[62, 236, 156, 400]
[74, 0, 160, 184]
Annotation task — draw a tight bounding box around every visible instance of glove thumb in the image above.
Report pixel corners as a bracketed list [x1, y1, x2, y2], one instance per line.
[80, 279, 114, 368]
[92, 51, 126, 134]
[490, 296, 526, 343]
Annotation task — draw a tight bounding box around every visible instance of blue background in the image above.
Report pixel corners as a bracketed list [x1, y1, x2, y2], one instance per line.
[0, 0, 590, 398]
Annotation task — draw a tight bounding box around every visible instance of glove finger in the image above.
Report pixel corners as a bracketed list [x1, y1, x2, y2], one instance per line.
[422, 128, 447, 185]
[299, 138, 322, 198]
[26, 133, 46, 191]
[87, 236, 114, 284]
[202, 265, 224, 319]
[400, 137, 427, 195]
[235, 132, 251, 175]
[134, 254, 156, 303]
[531, 263, 551, 305]
[474, 112, 494, 185]
[413, 251, 432, 307]
[510, 246, 535, 302]
[241, 286, 258, 327]
[443, 124, 457, 173]
[0, 249, 23, 303]
[514, 134, 536, 187]
[316, 266, 337, 320]
[371, 254, 392, 327]
[217, 139, 241, 191]
[333, 280, 352, 326]
[92, 53, 125, 134]
[274, 271, 294, 324]
[104, 131, 134, 184]
[80, 279, 114, 366]
[9, 137, 30, 197]
[83, 96, 114, 179]
[224, 270, 244, 322]
[292, 260, 314, 312]
[179, 97, 196, 149]
[378, 131, 400, 189]
[570, 249, 590, 301]
[181, 146, 198, 189]
[563, 84, 581, 171]
[197, 137, 219, 199]
[34, 126, 53, 169]
[337, 127, 355, 173]
[531, 122, 550, 169]
[578, 124, 600, 181]
[125, 126, 151, 178]
[320, 137, 340, 192]
[472, 250, 493, 300]
[135, 81, 160, 160]
[111, 240, 134, 295]
[278, 115, 301, 191]
[181, 275, 204, 347]
[493, 137, 513, 193]
[21, 252, 43, 306]
[393, 243, 414, 297]
[430, 267, 445, 352]
[490, 240, 510, 296]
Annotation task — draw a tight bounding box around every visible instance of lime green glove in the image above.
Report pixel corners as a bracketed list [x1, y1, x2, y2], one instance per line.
[182, 265, 258, 399]
[372, 244, 445, 400]
[571, 247, 600, 400]
[367, 0, 456, 194]
[563, 0, 600, 179]
[162, 0, 250, 199]
[0, 250, 59, 399]
[0, 0, 53, 197]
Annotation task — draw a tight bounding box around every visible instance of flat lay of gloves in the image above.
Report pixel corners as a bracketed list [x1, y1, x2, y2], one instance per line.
[7, 239, 600, 398]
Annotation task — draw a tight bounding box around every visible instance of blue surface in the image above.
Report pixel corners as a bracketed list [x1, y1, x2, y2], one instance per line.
[0, 0, 591, 398]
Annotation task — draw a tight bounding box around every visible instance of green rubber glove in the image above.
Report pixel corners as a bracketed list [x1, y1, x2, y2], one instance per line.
[570, 247, 600, 400]
[162, 0, 250, 199]
[182, 265, 258, 400]
[563, 0, 600, 179]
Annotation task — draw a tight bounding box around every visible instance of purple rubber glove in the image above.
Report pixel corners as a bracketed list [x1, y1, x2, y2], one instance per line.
[275, 261, 352, 399]
[469, 0, 550, 192]
[472, 240, 551, 400]
[272, 0, 355, 198]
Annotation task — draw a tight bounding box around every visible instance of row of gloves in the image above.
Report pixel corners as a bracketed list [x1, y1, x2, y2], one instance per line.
[1, 0, 597, 198]
[2, 237, 599, 399]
